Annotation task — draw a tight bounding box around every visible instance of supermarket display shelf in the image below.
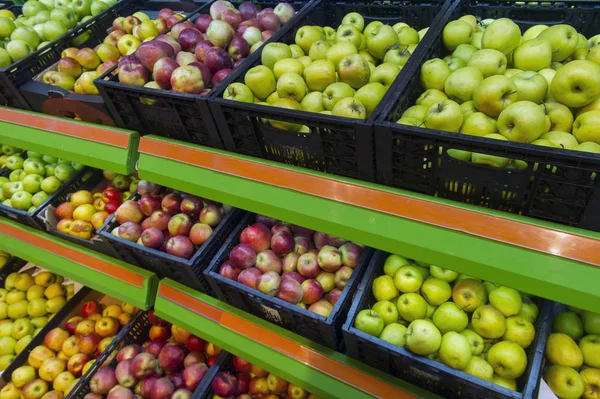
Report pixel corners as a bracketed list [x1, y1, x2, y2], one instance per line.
[0, 216, 158, 309]
[155, 279, 439, 399]
[0, 108, 139, 175]
[138, 136, 600, 313]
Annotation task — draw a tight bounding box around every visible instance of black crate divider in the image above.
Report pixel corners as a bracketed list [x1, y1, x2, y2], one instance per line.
[341, 250, 553, 399]
[0, 0, 138, 111]
[0, 286, 95, 385]
[98, 198, 246, 293]
[40, 169, 119, 258]
[374, 0, 600, 232]
[94, 0, 313, 149]
[0, 158, 91, 231]
[19, 1, 201, 126]
[208, 0, 451, 182]
[204, 212, 374, 350]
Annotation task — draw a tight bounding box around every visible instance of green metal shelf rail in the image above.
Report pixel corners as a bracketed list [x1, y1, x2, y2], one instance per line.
[138, 136, 600, 313]
[0, 217, 158, 309]
[0, 108, 139, 175]
[155, 279, 439, 399]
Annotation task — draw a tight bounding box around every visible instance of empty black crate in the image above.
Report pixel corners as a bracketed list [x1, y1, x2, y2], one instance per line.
[40, 169, 120, 258]
[204, 212, 374, 350]
[20, 1, 200, 126]
[375, 0, 600, 231]
[0, 158, 90, 231]
[98, 200, 245, 293]
[209, 0, 450, 182]
[0, 0, 134, 111]
[95, 0, 312, 148]
[342, 250, 553, 399]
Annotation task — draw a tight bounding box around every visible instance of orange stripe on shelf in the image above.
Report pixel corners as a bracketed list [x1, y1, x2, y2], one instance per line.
[0, 222, 145, 287]
[0, 108, 130, 148]
[139, 138, 600, 267]
[159, 285, 417, 399]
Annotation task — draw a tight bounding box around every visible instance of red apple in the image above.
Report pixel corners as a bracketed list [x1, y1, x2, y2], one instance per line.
[271, 223, 292, 235]
[317, 246, 342, 272]
[82, 301, 101, 318]
[148, 310, 168, 326]
[294, 236, 309, 255]
[227, 35, 249, 59]
[117, 344, 142, 363]
[212, 372, 237, 398]
[229, 243, 257, 269]
[118, 222, 143, 242]
[237, 268, 261, 289]
[339, 242, 361, 268]
[188, 61, 212, 88]
[156, 35, 182, 54]
[257, 271, 281, 296]
[327, 235, 349, 247]
[219, 260, 241, 280]
[138, 195, 162, 216]
[233, 58, 246, 68]
[194, 40, 213, 62]
[105, 200, 120, 214]
[236, 372, 250, 394]
[334, 266, 353, 289]
[167, 213, 192, 236]
[150, 377, 174, 399]
[308, 299, 333, 317]
[132, 353, 158, 379]
[313, 232, 328, 249]
[161, 193, 182, 214]
[152, 57, 179, 90]
[158, 9, 173, 19]
[183, 351, 204, 368]
[240, 223, 272, 253]
[223, 9, 242, 29]
[182, 362, 208, 391]
[281, 271, 304, 284]
[194, 14, 212, 32]
[65, 316, 82, 334]
[135, 41, 175, 71]
[157, 343, 185, 371]
[149, 210, 171, 231]
[141, 227, 164, 249]
[199, 204, 222, 226]
[301, 279, 324, 305]
[140, 376, 159, 398]
[325, 288, 342, 305]
[204, 46, 233, 74]
[179, 28, 204, 52]
[116, 200, 144, 224]
[255, 250, 282, 274]
[262, 30, 274, 41]
[233, 356, 251, 373]
[211, 68, 232, 87]
[146, 340, 167, 356]
[277, 278, 303, 304]
[115, 359, 137, 388]
[169, 374, 184, 390]
[170, 21, 195, 40]
[238, 2, 258, 20]
[90, 367, 117, 394]
[166, 236, 195, 259]
[271, 231, 293, 256]
[210, 0, 235, 20]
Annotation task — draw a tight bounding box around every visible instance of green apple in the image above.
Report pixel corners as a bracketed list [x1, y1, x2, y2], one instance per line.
[397, 293, 427, 322]
[273, 58, 304, 80]
[11, 26, 40, 48]
[5, 39, 32, 62]
[366, 24, 398, 60]
[50, 7, 77, 29]
[354, 82, 386, 118]
[331, 97, 366, 120]
[363, 21, 382, 38]
[552, 311, 584, 340]
[303, 59, 335, 92]
[497, 100, 547, 143]
[453, 278, 488, 312]
[541, 101, 573, 132]
[426, 303, 437, 319]
[8, 300, 28, 319]
[429, 265, 458, 282]
[9, 169, 25, 182]
[461, 329, 484, 355]
[424, 100, 463, 132]
[417, 89, 448, 107]
[472, 305, 506, 339]
[11, 191, 33, 210]
[518, 297, 538, 324]
[244, 65, 276, 101]
[326, 41, 357, 68]
[372, 275, 399, 302]
[473, 75, 518, 118]
[433, 302, 468, 333]
[420, 278, 451, 306]
[573, 110, 600, 145]
[5, 155, 24, 171]
[0, 320, 12, 337]
[464, 356, 494, 380]
[341, 12, 364, 32]
[405, 319, 442, 355]
[383, 254, 411, 277]
[487, 341, 527, 379]
[458, 15, 478, 32]
[447, 56, 467, 71]
[397, 117, 420, 126]
[582, 311, 600, 335]
[512, 38, 552, 71]
[489, 286, 522, 317]
[300, 92, 323, 113]
[481, 18, 521, 55]
[393, 265, 423, 293]
[268, 98, 302, 131]
[379, 323, 407, 346]
[459, 112, 497, 137]
[336, 24, 362, 49]
[511, 71, 547, 103]
[0, 17, 16, 39]
[538, 24, 579, 61]
[0, 336, 16, 356]
[322, 82, 355, 111]
[338, 53, 371, 89]
[502, 316, 535, 349]
[522, 24, 548, 41]
[223, 83, 254, 103]
[90, 0, 109, 16]
[23, 160, 45, 175]
[467, 49, 507, 78]
[288, 44, 304, 58]
[579, 335, 600, 368]
[540, 131, 579, 150]
[576, 141, 600, 153]
[442, 20, 473, 51]
[43, 20, 67, 41]
[444, 66, 483, 103]
[420, 58, 451, 91]
[383, 46, 411, 67]
[0, 47, 11, 68]
[295, 26, 325, 54]
[544, 365, 584, 399]
[551, 60, 600, 107]
[54, 163, 75, 182]
[438, 331, 472, 369]
[369, 63, 400, 88]
[354, 309, 384, 336]
[452, 43, 478, 62]
[402, 105, 428, 123]
[21, 174, 43, 194]
[538, 67, 556, 88]
[23, 0, 49, 17]
[397, 26, 419, 45]
[72, 0, 92, 18]
[460, 100, 478, 118]
[308, 40, 331, 61]
[372, 300, 399, 326]
[471, 31, 483, 49]
[41, 176, 61, 194]
[276, 72, 306, 102]
[261, 42, 292, 70]
[11, 318, 33, 339]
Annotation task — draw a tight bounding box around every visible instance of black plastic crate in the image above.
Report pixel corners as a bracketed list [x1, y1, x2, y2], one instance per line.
[39, 169, 120, 258]
[205, 212, 374, 350]
[0, 157, 91, 231]
[0, 285, 95, 385]
[375, 0, 600, 231]
[342, 250, 553, 399]
[95, 0, 312, 148]
[209, 0, 450, 181]
[0, 0, 137, 111]
[19, 1, 200, 126]
[98, 198, 245, 293]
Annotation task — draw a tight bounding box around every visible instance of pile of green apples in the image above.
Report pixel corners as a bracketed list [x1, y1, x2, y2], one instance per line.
[0, 268, 74, 371]
[397, 16, 600, 167]
[223, 11, 427, 130]
[543, 308, 600, 398]
[1, 150, 83, 212]
[354, 253, 539, 391]
[0, 0, 117, 67]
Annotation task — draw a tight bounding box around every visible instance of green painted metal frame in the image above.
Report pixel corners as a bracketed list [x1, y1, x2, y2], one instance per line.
[0, 217, 158, 309]
[138, 137, 600, 313]
[154, 279, 440, 399]
[0, 112, 139, 175]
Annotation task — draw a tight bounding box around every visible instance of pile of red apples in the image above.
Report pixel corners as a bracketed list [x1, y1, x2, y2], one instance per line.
[118, 1, 297, 94]
[83, 312, 219, 399]
[219, 215, 363, 317]
[108, 180, 230, 259]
